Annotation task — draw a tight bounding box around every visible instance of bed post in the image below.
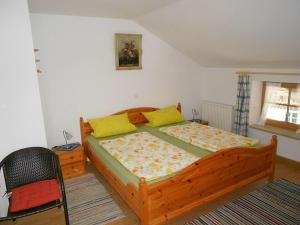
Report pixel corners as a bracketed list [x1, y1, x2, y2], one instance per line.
[139, 177, 149, 225]
[268, 135, 278, 182]
[177, 102, 182, 112]
[80, 117, 87, 152]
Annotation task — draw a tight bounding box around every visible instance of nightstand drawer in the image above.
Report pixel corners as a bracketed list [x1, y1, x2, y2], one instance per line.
[61, 162, 85, 179]
[52, 145, 86, 179]
[58, 149, 84, 165]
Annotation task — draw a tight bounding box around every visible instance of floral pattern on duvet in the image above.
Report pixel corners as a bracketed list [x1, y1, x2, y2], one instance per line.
[159, 122, 260, 152]
[99, 132, 199, 181]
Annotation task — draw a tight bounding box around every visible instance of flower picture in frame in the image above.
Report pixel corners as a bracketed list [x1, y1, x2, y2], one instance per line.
[115, 33, 142, 70]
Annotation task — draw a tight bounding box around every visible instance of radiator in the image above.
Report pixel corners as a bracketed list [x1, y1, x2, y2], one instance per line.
[201, 101, 234, 132]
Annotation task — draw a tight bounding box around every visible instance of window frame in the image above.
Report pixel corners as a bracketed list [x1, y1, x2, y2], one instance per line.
[261, 82, 300, 131]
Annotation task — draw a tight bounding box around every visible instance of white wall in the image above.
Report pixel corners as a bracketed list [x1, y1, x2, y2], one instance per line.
[0, 0, 47, 216]
[29, 13, 299, 161]
[30, 14, 203, 147]
[201, 68, 300, 161]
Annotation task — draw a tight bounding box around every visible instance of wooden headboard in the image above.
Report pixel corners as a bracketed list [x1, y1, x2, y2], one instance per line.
[80, 103, 181, 149]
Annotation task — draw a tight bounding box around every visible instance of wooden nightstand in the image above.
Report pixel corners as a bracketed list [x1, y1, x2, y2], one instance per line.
[52, 145, 86, 179]
[189, 119, 209, 125]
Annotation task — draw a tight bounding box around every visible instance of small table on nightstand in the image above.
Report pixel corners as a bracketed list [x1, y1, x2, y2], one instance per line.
[189, 119, 209, 125]
[52, 145, 86, 179]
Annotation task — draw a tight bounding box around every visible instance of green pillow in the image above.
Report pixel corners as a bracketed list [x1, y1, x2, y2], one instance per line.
[143, 106, 185, 127]
[88, 113, 137, 138]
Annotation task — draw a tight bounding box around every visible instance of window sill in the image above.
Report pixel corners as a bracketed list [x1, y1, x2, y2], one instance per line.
[250, 124, 300, 140]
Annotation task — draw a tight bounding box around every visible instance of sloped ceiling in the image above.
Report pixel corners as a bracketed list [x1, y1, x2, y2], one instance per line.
[135, 0, 300, 68]
[28, 0, 179, 19]
[28, 0, 300, 68]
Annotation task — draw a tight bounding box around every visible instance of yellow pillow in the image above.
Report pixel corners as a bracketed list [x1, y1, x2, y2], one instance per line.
[88, 113, 137, 138]
[143, 106, 185, 127]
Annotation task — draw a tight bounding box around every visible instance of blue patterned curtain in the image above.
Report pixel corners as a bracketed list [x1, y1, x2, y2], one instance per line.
[233, 75, 250, 136]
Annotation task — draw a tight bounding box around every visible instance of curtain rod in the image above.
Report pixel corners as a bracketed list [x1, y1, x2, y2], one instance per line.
[236, 71, 300, 76]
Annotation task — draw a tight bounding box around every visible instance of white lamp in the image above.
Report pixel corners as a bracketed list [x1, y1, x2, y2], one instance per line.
[57, 130, 80, 151]
[63, 130, 73, 145]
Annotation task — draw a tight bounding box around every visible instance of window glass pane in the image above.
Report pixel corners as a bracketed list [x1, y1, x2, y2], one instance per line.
[288, 106, 300, 125]
[290, 87, 300, 106]
[265, 104, 287, 121]
[265, 83, 289, 104]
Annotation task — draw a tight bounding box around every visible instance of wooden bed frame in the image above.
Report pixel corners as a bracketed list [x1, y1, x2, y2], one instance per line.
[80, 103, 277, 225]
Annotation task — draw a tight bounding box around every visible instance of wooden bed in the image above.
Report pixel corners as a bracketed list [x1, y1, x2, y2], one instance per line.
[80, 103, 277, 225]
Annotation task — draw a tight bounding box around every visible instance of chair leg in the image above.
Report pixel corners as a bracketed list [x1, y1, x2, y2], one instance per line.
[63, 201, 70, 225]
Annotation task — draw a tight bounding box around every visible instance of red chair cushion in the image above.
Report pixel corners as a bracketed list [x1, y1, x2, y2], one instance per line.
[10, 179, 61, 213]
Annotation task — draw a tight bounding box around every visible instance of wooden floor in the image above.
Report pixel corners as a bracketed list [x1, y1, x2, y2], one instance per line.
[2, 157, 299, 225]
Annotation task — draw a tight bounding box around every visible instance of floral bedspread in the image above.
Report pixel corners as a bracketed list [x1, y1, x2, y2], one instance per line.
[159, 122, 260, 152]
[99, 132, 199, 181]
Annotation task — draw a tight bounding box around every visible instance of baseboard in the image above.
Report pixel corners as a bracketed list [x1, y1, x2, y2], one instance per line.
[276, 155, 300, 169]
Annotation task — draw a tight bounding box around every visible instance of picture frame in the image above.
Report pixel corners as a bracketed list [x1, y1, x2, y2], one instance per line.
[115, 33, 142, 70]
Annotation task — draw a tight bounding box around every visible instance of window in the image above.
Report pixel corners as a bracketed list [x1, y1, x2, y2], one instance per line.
[260, 82, 300, 131]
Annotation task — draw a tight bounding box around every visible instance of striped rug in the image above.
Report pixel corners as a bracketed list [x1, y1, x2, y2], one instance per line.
[185, 179, 300, 225]
[65, 173, 125, 225]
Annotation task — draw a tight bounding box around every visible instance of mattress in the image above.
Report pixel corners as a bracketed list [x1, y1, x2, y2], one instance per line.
[160, 122, 260, 152]
[99, 131, 200, 181]
[86, 121, 210, 187]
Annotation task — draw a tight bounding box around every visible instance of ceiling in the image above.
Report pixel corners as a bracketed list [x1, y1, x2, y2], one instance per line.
[28, 0, 300, 68]
[28, 0, 179, 19]
[135, 0, 300, 68]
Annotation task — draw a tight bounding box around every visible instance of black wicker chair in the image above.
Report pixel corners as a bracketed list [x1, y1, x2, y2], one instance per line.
[0, 147, 69, 224]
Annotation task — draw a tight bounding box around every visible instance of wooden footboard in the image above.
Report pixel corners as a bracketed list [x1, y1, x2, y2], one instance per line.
[80, 104, 277, 225]
[144, 136, 277, 225]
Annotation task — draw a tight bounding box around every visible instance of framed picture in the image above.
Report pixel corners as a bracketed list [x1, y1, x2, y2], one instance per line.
[115, 33, 142, 70]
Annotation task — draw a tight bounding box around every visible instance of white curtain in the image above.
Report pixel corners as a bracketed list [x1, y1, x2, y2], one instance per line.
[259, 82, 300, 126]
[259, 82, 281, 125]
[289, 84, 300, 134]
